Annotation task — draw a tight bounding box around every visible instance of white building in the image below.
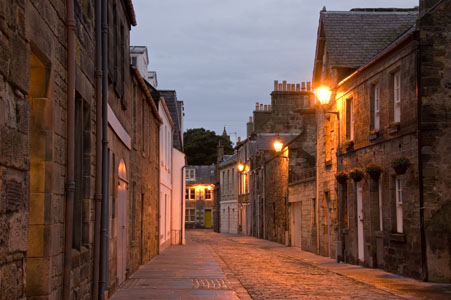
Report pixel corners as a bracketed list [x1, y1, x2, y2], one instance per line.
[219, 154, 239, 234]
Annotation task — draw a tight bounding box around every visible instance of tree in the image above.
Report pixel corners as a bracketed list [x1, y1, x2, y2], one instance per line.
[183, 128, 234, 165]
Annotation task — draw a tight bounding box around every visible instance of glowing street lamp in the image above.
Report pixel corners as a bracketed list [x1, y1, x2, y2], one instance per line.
[315, 86, 332, 105]
[273, 140, 284, 152]
[237, 163, 245, 172]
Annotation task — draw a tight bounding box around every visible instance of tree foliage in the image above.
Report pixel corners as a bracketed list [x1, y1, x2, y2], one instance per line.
[183, 128, 234, 165]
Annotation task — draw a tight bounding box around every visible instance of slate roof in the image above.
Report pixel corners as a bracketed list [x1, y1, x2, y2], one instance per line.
[187, 165, 216, 185]
[321, 9, 418, 69]
[159, 90, 184, 152]
[219, 154, 237, 168]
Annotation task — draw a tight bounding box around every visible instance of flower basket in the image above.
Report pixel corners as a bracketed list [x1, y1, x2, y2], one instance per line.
[391, 157, 411, 175]
[365, 163, 384, 181]
[368, 130, 380, 141]
[349, 168, 365, 182]
[388, 122, 400, 134]
[335, 171, 348, 185]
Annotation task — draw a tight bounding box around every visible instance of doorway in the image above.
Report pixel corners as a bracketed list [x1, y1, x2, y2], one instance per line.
[357, 183, 364, 262]
[291, 202, 302, 248]
[205, 209, 212, 228]
[117, 160, 128, 285]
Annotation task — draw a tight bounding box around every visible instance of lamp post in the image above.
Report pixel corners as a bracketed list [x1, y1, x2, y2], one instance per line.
[314, 86, 344, 262]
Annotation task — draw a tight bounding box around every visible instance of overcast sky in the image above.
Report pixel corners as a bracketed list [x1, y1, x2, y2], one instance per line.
[130, 0, 418, 144]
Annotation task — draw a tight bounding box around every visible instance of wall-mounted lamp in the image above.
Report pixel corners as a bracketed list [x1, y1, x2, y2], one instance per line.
[273, 140, 284, 152]
[314, 86, 332, 105]
[237, 163, 245, 172]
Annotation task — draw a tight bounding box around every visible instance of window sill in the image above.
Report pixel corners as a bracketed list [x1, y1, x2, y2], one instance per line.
[389, 232, 406, 243]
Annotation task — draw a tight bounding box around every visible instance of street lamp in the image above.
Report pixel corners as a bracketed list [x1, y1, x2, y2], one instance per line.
[273, 140, 284, 152]
[315, 86, 332, 105]
[237, 163, 245, 172]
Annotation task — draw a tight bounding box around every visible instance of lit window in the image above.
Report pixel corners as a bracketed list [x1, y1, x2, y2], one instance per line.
[205, 189, 212, 200]
[190, 188, 195, 200]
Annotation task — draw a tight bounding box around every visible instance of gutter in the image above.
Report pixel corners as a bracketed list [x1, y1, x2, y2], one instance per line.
[414, 29, 428, 282]
[93, 0, 102, 298]
[63, 0, 75, 298]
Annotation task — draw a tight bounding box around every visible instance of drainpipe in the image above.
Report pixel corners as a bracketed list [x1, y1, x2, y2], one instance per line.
[99, 0, 109, 298]
[415, 30, 428, 282]
[181, 164, 187, 244]
[63, 0, 75, 299]
[93, 0, 102, 298]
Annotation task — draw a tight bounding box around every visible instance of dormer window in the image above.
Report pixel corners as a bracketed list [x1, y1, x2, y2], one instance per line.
[186, 169, 195, 181]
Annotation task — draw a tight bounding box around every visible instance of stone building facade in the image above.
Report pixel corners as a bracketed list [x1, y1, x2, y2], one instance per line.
[185, 165, 216, 229]
[0, 0, 165, 299]
[310, 1, 451, 282]
[218, 154, 239, 234]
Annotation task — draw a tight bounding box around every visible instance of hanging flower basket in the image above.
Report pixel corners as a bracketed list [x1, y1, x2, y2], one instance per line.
[391, 157, 412, 175]
[335, 171, 348, 185]
[365, 163, 384, 181]
[349, 168, 365, 182]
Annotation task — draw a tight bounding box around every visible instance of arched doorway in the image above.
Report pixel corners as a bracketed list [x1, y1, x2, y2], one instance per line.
[117, 159, 128, 284]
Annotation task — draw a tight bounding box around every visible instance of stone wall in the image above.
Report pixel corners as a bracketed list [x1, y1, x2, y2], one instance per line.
[128, 74, 160, 278]
[418, 0, 451, 283]
[333, 38, 422, 278]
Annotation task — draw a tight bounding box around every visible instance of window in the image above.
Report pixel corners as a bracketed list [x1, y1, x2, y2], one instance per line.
[395, 178, 403, 233]
[393, 71, 401, 123]
[370, 84, 380, 131]
[186, 209, 195, 222]
[205, 189, 212, 200]
[73, 93, 91, 249]
[189, 188, 195, 200]
[185, 188, 189, 200]
[186, 169, 195, 181]
[346, 98, 354, 140]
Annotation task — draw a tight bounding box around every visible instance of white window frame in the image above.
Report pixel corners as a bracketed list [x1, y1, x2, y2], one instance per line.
[395, 178, 403, 233]
[205, 189, 212, 200]
[394, 71, 401, 123]
[186, 169, 196, 181]
[374, 84, 380, 131]
[186, 209, 195, 222]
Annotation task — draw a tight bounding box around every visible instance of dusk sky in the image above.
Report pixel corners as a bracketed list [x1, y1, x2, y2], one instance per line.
[130, 0, 418, 144]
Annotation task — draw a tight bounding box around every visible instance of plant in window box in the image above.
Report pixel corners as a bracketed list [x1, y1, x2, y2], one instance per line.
[391, 157, 411, 175]
[365, 163, 384, 181]
[387, 122, 400, 134]
[368, 129, 380, 140]
[349, 168, 365, 182]
[344, 139, 354, 150]
[335, 171, 348, 185]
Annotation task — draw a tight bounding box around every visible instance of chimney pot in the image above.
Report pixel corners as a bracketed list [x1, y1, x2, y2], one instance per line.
[296, 84, 301, 91]
[302, 82, 306, 90]
[278, 83, 283, 91]
[256, 102, 259, 111]
[282, 80, 287, 91]
[307, 82, 311, 91]
[274, 80, 278, 91]
[249, 116, 253, 122]
[260, 104, 264, 111]
[238, 137, 241, 143]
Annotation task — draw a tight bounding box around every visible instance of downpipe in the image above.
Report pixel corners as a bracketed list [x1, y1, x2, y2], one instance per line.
[181, 164, 187, 245]
[63, 0, 76, 298]
[99, 0, 109, 298]
[93, 0, 103, 298]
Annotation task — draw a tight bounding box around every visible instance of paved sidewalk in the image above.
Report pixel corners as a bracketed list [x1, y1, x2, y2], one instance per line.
[110, 234, 251, 300]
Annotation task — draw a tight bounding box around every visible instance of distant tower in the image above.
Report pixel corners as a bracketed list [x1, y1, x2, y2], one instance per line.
[222, 126, 230, 142]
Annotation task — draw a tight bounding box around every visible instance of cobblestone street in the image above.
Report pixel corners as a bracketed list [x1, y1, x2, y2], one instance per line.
[112, 230, 451, 300]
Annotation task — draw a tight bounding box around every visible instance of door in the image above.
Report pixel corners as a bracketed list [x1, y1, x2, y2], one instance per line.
[205, 209, 212, 228]
[291, 202, 302, 248]
[117, 160, 128, 285]
[357, 183, 364, 262]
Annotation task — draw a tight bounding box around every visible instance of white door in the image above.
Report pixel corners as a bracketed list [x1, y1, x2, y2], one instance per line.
[357, 183, 364, 262]
[117, 178, 128, 285]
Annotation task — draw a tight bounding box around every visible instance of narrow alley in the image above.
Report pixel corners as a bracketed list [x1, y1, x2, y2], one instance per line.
[111, 231, 451, 300]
